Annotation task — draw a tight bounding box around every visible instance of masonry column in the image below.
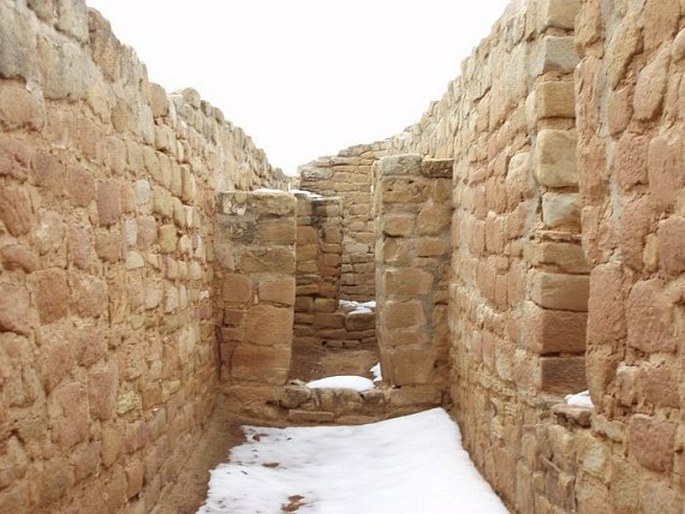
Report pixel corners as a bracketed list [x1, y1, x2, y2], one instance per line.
[374, 155, 453, 400]
[214, 190, 296, 419]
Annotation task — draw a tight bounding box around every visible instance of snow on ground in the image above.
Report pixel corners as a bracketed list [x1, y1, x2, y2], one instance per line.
[306, 375, 375, 392]
[198, 408, 509, 514]
[338, 299, 376, 315]
[565, 390, 594, 409]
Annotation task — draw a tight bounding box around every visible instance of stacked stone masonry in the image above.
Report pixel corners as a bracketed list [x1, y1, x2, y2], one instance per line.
[299, 142, 386, 301]
[291, 192, 378, 382]
[0, 2, 286, 513]
[374, 154, 453, 402]
[3, 0, 685, 512]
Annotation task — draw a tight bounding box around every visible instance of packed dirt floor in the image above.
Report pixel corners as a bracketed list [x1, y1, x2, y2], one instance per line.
[154, 406, 246, 514]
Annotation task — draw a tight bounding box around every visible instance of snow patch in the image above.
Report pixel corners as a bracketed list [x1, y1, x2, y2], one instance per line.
[369, 363, 382, 383]
[198, 408, 509, 514]
[565, 390, 594, 409]
[339, 299, 376, 315]
[306, 375, 375, 392]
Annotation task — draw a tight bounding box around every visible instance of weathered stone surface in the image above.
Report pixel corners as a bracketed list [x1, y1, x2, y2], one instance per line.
[258, 279, 295, 306]
[534, 130, 577, 187]
[529, 271, 589, 312]
[246, 305, 294, 346]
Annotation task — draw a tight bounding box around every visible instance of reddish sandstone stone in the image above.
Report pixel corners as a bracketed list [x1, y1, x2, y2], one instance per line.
[657, 217, 685, 276]
[88, 362, 118, 420]
[626, 279, 676, 353]
[97, 180, 121, 226]
[70, 274, 108, 318]
[50, 382, 90, 448]
[587, 262, 626, 346]
[647, 133, 684, 211]
[614, 133, 648, 191]
[32, 149, 64, 194]
[72, 441, 100, 483]
[1, 244, 39, 272]
[221, 273, 252, 303]
[529, 271, 589, 312]
[0, 83, 45, 131]
[40, 336, 74, 393]
[245, 304, 293, 345]
[0, 135, 30, 181]
[523, 301, 587, 355]
[94, 228, 123, 263]
[382, 301, 427, 330]
[0, 282, 30, 335]
[0, 186, 33, 236]
[258, 278, 295, 306]
[33, 268, 69, 323]
[67, 165, 96, 207]
[628, 414, 676, 473]
[230, 343, 290, 385]
[620, 195, 656, 271]
[539, 356, 586, 393]
[638, 363, 680, 409]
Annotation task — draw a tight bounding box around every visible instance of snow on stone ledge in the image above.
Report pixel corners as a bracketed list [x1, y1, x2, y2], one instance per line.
[565, 390, 593, 409]
[339, 299, 376, 315]
[306, 375, 375, 392]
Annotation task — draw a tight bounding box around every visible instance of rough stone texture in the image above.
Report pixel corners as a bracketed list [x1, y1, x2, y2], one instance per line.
[299, 143, 386, 301]
[0, 3, 287, 512]
[374, 155, 452, 392]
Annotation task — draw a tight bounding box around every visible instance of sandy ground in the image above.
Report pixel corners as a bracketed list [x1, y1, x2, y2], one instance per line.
[154, 406, 246, 514]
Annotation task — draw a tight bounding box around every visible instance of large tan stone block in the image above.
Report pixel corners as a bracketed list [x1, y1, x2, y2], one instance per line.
[376, 154, 422, 176]
[626, 279, 676, 353]
[628, 414, 676, 473]
[539, 355, 586, 393]
[523, 301, 586, 354]
[33, 268, 69, 323]
[538, 0, 580, 30]
[534, 130, 578, 187]
[0, 186, 33, 236]
[221, 273, 252, 303]
[536, 81, 575, 119]
[657, 216, 685, 276]
[258, 278, 295, 306]
[0, 283, 30, 335]
[524, 242, 589, 273]
[246, 304, 293, 346]
[383, 268, 433, 298]
[633, 49, 670, 121]
[417, 204, 451, 235]
[533, 36, 579, 76]
[542, 192, 581, 228]
[382, 301, 427, 330]
[384, 349, 435, 386]
[230, 344, 290, 385]
[239, 248, 295, 274]
[382, 215, 414, 237]
[529, 271, 589, 312]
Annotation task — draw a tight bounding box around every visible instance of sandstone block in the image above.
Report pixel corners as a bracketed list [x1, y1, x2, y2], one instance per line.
[647, 133, 683, 211]
[258, 278, 295, 306]
[1, 244, 39, 272]
[417, 237, 447, 257]
[657, 217, 685, 276]
[538, 0, 580, 30]
[383, 268, 433, 298]
[383, 301, 426, 330]
[0, 136, 30, 181]
[523, 301, 587, 354]
[634, 49, 670, 121]
[626, 279, 676, 353]
[157, 224, 176, 254]
[88, 362, 118, 420]
[239, 248, 295, 274]
[536, 80, 575, 119]
[529, 271, 589, 312]
[259, 221, 296, 244]
[587, 262, 626, 345]
[542, 192, 581, 228]
[535, 130, 578, 187]
[0, 283, 30, 335]
[313, 297, 337, 313]
[539, 355, 586, 393]
[231, 344, 290, 385]
[133, 179, 151, 206]
[67, 165, 95, 207]
[533, 36, 578, 75]
[382, 215, 414, 237]
[0, 186, 33, 236]
[381, 178, 429, 204]
[628, 415, 676, 473]
[246, 304, 293, 346]
[50, 382, 90, 448]
[524, 242, 589, 273]
[417, 205, 451, 235]
[0, 82, 45, 131]
[34, 268, 69, 323]
[385, 349, 435, 386]
[222, 273, 252, 303]
[97, 180, 121, 226]
[376, 154, 422, 176]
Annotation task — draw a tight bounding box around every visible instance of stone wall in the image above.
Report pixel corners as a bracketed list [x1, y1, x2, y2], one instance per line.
[215, 191, 296, 422]
[374, 155, 453, 403]
[0, 2, 285, 512]
[298, 142, 386, 301]
[384, 0, 592, 509]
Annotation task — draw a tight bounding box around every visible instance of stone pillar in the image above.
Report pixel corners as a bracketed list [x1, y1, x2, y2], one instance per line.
[374, 155, 453, 395]
[214, 191, 296, 417]
[524, 19, 588, 393]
